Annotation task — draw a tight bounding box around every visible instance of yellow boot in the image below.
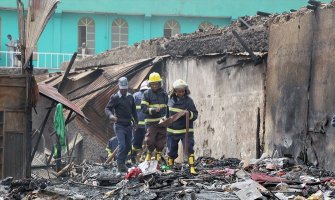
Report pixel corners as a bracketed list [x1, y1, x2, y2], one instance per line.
[188, 154, 197, 175]
[168, 157, 174, 168]
[145, 152, 152, 161]
[105, 148, 113, 157]
[155, 151, 162, 162]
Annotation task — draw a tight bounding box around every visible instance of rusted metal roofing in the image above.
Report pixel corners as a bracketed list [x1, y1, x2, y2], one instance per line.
[42, 74, 63, 87]
[72, 59, 155, 144]
[39, 56, 165, 145]
[69, 70, 96, 81]
[38, 83, 87, 119]
[68, 58, 154, 110]
[78, 65, 154, 144]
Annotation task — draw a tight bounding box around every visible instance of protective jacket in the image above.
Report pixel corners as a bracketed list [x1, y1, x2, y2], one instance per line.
[167, 95, 198, 134]
[105, 91, 138, 126]
[141, 88, 168, 127]
[133, 90, 146, 128]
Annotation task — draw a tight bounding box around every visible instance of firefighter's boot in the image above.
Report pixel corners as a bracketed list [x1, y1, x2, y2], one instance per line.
[155, 151, 162, 162]
[168, 157, 174, 168]
[188, 154, 197, 175]
[145, 151, 152, 161]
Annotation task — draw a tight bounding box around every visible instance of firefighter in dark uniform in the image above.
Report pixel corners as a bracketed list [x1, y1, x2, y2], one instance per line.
[141, 72, 169, 162]
[130, 80, 149, 163]
[105, 77, 138, 172]
[167, 79, 198, 174]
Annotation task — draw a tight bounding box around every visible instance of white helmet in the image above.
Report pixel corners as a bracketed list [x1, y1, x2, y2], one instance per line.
[140, 80, 149, 90]
[173, 79, 188, 89]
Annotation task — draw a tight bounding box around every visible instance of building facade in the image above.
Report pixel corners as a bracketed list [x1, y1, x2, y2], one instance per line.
[0, 0, 328, 69]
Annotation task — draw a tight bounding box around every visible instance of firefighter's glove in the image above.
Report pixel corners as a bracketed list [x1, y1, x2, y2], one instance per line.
[109, 115, 117, 123]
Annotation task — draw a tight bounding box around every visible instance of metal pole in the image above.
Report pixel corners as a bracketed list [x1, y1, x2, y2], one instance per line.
[184, 112, 190, 159]
[30, 103, 55, 161]
[256, 107, 261, 159]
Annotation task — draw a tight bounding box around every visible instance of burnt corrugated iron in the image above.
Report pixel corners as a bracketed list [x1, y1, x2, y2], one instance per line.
[38, 83, 87, 119]
[40, 57, 163, 145]
[77, 65, 154, 144]
[73, 59, 155, 144]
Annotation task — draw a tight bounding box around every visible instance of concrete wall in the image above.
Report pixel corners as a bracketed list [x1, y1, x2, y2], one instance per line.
[265, 11, 313, 162]
[165, 55, 265, 160]
[308, 8, 335, 170]
[266, 7, 335, 171]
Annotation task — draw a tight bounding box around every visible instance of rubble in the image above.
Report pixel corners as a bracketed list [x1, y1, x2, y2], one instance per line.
[2, 154, 335, 199]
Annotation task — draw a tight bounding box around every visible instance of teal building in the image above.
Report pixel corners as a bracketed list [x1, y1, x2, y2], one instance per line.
[0, 0, 329, 69]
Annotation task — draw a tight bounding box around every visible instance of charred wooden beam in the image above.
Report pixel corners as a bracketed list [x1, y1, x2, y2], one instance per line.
[238, 17, 252, 29]
[307, 5, 318, 10]
[256, 107, 261, 159]
[308, 0, 321, 6]
[75, 63, 117, 71]
[256, 11, 271, 17]
[30, 53, 77, 165]
[67, 132, 79, 164]
[216, 55, 227, 65]
[58, 53, 77, 93]
[232, 30, 261, 65]
[31, 164, 56, 169]
[56, 162, 73, 177]
[30, 106, 54, 161]
[104, 146, 119, 165]
[219, 59, 253, 70]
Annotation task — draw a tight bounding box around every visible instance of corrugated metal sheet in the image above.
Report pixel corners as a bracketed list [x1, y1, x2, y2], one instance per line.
[69, 70, 96, 81]
[31, 152, 57, 179]
[38, 83, 87, 119]
[77, 65, 154, 144]
[73, 59, 154, 144]
[39, 57, 161, 145]
[68, 58, 153, 109]
[42, 74, 63, 87]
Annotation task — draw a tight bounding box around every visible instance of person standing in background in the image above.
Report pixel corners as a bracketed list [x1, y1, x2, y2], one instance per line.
[5, 34, 16, 67]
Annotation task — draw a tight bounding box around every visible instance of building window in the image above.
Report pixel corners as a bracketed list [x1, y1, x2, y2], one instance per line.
[199, 21, 213, 31]
[78, 17, 95, 55]
[112, 18, 128, 48]
[164, 20, 180, 38]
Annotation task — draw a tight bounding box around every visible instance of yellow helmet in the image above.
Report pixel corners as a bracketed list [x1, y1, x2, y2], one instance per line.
[148, 72, 162, 83]
[173, 79, 188, 89]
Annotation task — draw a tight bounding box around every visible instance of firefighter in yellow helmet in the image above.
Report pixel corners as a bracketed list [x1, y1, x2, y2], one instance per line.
[167, 79, 198, 174]
[141, 72, 168, 162]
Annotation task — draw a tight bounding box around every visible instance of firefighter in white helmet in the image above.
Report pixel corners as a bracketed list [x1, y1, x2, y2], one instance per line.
[167, 79, 198, 174]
